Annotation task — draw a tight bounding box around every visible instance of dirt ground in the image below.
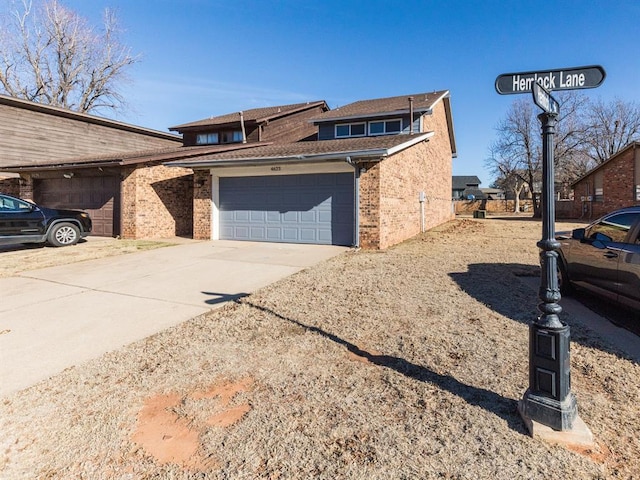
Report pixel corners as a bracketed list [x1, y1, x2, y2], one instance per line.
[1, 217, 639, 479]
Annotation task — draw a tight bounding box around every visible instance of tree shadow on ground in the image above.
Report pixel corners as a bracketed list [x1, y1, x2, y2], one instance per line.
[241, 300, 527, 435]
[449, 263, 639, 363]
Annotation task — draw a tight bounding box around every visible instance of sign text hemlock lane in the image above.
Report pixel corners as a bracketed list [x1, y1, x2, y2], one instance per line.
[495, 65, 605, 95]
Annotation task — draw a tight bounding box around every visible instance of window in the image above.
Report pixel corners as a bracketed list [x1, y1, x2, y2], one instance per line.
[0, 194, 32, 212]
[368, 119, 402, 136]
[335, 123, 366, 138]
[594, 170, 604, 202]
[588, 212, 640, 243]
[196, 133, 219, 145]
[196, 130, 244, 145]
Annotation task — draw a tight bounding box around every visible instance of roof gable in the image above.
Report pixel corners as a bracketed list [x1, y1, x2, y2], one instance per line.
[571, 141, 640, 187]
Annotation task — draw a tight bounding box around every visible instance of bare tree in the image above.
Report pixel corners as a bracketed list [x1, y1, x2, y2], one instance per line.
[581, 97, 640, 164]
[486, 98, 542, 215]
[0, 0, 138, 114]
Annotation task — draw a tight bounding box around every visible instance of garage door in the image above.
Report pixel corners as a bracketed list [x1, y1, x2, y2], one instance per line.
[34, 176, 119, 237]
[219, 173, 354, 246]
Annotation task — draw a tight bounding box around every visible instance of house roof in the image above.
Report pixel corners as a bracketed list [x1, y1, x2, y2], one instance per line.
[452, 176, 482, 189]
[310, 90, 450, 123]
[570, 141, 640, 187]
[169, 101, 328, 131]
[0, 94, 181, 141]
[166, 133, 434, 168]
[1, 143, 271, 172]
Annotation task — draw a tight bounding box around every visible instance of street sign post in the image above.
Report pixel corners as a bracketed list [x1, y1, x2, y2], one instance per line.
[495, 65, 605, 442]
[532, 82, 559, 114]
[495, 65, 605, 95]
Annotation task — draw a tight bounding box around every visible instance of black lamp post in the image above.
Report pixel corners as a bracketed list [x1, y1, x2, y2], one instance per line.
[519, 110, 577, 430]
[496, 66, 606, 437]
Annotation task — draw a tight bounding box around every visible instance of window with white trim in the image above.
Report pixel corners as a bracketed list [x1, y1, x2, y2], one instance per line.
[368, 119, 402, 136]
[335, 123, 366, 138]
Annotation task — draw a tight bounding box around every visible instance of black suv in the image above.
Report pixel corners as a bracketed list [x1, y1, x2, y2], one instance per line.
[0, 193, 92, 247]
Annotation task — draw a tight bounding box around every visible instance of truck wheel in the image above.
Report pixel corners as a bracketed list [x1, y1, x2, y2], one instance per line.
[48, 223, 80, 247]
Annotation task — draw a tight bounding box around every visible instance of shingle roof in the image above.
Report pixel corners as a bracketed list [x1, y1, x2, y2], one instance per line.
[452, 176, 482, 189]
[1, 143, 271, 171]
[312, 91, 449, 123]
[170, 101, 327, 130]
[167, 133, 433, 167]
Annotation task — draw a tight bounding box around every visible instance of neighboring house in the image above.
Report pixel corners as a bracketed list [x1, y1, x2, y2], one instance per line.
[571, 141, 640, 219]
[168, 91, 457, 249]
[452, 176, 482, 200]
[0, 94, 193, 237]
[481, 188, 505, 200]
[169, 101, 329, 145]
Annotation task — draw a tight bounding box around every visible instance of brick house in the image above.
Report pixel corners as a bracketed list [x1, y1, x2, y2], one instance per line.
[0, 94, 272, 238]
[168, 91, 457, 249]
[571, 141, 640, 220]
[0, 94, 192, 237]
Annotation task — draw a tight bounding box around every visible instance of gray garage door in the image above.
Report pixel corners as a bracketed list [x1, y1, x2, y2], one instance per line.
[219, 173, 354, 246]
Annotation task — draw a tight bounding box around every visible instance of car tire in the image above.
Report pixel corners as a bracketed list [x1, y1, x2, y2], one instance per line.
[48, 222, 80, 247]
[557, 260, 573, 295]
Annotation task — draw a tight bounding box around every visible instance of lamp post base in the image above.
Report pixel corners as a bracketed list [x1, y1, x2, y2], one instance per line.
[520, 388, 577, 431]
[518, 399, 595, 447]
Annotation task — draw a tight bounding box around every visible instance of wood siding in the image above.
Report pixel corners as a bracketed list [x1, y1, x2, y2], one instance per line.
[0, 101, 181, 168]
[179, 104, 325, 146]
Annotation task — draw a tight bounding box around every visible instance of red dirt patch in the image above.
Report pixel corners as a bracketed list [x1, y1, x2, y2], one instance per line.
[131, 377, 253, 470]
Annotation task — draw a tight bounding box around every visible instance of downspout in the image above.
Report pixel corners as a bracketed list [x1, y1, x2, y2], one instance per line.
[239, 111, 247, 143]
[345, 156, 360, 248]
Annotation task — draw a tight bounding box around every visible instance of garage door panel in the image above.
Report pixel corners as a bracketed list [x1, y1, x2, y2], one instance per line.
[219, 173, 353, 246]
[34, 176, 118, 237]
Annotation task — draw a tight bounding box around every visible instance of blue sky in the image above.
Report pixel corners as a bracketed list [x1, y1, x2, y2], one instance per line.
[64, 0, 639, 185]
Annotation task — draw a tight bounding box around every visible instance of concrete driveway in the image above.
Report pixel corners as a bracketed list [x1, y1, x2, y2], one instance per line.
[0, 240, 347, 397]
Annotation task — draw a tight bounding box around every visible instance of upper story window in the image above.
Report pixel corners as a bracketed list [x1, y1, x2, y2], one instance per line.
[196, 133, 219, 145]
[369, 119, 402, 136]
[335, 123, 366, 138]
[195, 130, 244, 145]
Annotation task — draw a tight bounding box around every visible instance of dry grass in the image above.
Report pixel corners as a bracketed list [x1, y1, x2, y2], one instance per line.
[1, 217, 638, 479]
[0, 238, 175, 278]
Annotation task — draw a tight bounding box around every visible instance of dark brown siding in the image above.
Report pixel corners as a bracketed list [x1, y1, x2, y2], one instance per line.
[262, 105, 326, 143]
[0, 101, 181, 168]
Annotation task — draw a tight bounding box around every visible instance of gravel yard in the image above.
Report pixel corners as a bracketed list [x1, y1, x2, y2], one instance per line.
[1, 217, 638, 479]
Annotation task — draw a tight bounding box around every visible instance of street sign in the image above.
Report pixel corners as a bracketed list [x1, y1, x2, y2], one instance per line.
[532, 82, 559, 114]
[495, 65, 605, 94]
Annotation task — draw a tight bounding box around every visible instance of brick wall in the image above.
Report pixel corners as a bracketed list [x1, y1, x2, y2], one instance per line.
[120, 164, 193, 239]
[571, 144, 638, 220]
[193, 171, 212, 240]
[358, 162, 382, 249]
[0, 177, 20, 196]
[360, 101, 454, 249]
[454, 199, 535, 214]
